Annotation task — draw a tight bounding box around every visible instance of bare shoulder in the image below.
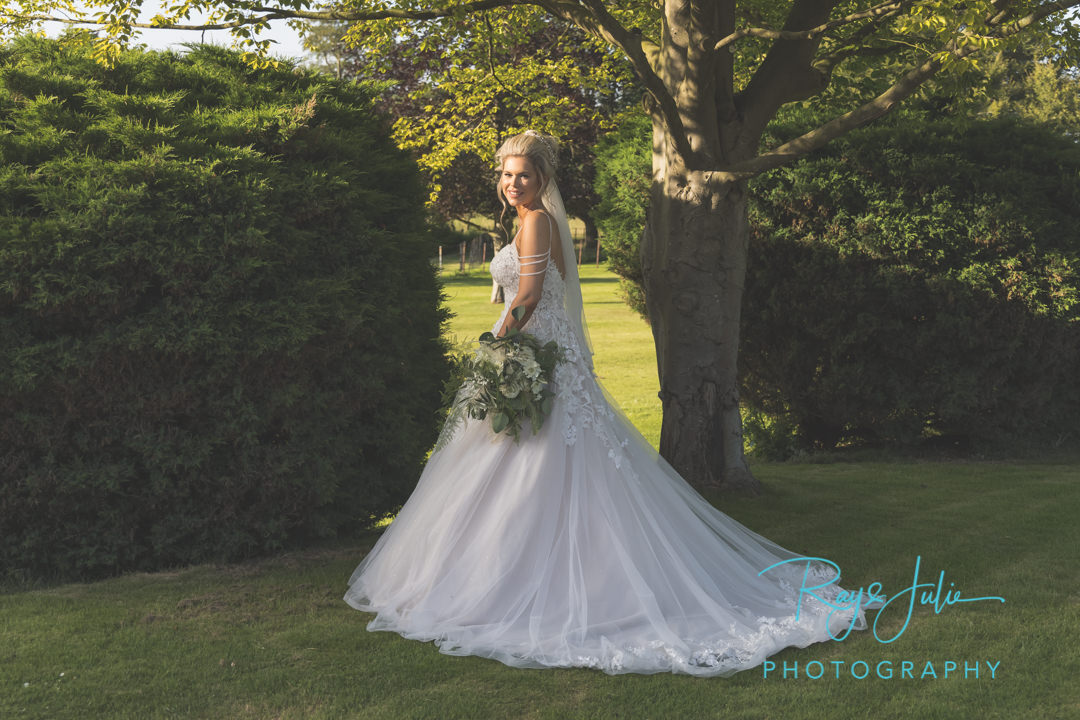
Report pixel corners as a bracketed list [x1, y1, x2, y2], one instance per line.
[522, 208, 553, 233]
[516, 209, 553, 253]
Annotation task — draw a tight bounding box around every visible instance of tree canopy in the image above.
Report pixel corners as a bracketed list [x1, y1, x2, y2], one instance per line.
[304, 15, 640, 230]
[6, 2, 1078, 178]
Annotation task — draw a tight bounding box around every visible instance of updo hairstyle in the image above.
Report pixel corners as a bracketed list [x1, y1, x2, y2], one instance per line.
[494, 130, 559, 222]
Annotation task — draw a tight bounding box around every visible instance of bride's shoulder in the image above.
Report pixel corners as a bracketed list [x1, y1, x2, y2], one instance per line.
[522, 207, 551, 222]
[520, 209, 553, 237]
[514, 210, 555, 258]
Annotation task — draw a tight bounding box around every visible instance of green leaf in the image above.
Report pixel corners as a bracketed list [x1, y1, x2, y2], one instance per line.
[491, 411, 509, 434]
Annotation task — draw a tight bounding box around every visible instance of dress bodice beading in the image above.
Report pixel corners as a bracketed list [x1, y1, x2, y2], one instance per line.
[488, 239, 628, 453]
[488, 239, 569, 350]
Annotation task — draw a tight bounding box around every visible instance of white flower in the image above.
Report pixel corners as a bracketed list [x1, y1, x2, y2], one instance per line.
[475, 344, 503, 370]
[501, 383, 521, 399]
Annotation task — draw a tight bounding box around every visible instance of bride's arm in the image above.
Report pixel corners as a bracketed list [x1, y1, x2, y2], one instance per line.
[497, 211, 551, 337]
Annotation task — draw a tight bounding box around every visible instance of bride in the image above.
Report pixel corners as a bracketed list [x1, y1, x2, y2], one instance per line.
[344, 130, 873, 676]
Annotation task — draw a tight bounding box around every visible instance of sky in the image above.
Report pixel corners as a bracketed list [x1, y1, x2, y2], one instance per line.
[46, 0, 310, 62]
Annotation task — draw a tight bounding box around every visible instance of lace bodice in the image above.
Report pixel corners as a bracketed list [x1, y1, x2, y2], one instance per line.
[489, 240, 573, 350]
[489, 235, 631, 454]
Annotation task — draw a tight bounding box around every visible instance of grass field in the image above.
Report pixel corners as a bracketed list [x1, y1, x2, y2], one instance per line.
[3, 264, 1078, 719]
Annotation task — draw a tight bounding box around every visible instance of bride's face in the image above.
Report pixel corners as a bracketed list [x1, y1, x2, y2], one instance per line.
[501, 155, 542, 208]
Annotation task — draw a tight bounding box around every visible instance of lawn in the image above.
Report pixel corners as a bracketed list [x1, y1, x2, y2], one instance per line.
[3, 265, 1078, 720]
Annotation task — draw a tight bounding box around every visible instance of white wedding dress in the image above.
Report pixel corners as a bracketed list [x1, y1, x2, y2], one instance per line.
[344, 215, 870, 676]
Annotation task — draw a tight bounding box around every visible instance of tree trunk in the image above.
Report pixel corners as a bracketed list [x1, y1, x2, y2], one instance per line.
[581, 214, 601, 266]
[642, 170, 758, 494]
[582, 214, 598, 245]
[641, 0, 760, 494]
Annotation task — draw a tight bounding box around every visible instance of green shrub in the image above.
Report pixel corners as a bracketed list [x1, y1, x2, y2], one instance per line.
[0, 36, 449, 581]
[593, 113, 652, 318]
[592, 112, 1080, 453]
[747, 116, 1080, 450]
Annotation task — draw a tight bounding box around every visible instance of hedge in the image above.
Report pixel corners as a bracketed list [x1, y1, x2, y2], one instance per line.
[0, 36, 449, 581]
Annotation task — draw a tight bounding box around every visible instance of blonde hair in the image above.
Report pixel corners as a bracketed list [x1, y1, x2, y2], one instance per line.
[494, 130, 559, 234]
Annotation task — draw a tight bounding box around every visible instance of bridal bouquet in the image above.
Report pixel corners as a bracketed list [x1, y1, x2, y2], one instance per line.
[436, 307, 565, 450]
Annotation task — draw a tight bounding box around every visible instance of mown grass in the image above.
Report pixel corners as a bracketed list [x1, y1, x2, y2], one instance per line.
[3, 265, 1078, 719]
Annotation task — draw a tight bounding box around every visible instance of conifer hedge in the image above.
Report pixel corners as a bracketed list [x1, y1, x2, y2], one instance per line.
[594, 113, 1080, 454]
[0, 36, 449, 581]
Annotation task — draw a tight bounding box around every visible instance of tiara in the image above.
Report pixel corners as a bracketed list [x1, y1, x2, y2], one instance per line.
[524, 129, 557, 168]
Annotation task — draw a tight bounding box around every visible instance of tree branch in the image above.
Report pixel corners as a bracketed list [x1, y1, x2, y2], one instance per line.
[536, 0, 694, 160]
[812, 2, 913, 74]
[713, 0, 909, 51]
[250, 0, 531, 23]
[736, 0, 841, 141]
[482, 12, 530, 103]
[717, 0, 1080, 182]
[17, 0, 536, 32]
[994, 0, 1077, 37]
[721, 52, 949, 181]
[814, 43, 899, 74]
[17, 12, 279, 32]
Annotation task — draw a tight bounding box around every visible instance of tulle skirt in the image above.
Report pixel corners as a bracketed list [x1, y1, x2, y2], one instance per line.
[344, 376, 870, 676]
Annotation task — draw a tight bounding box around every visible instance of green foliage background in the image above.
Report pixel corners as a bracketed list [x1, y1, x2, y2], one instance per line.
[594, 110, 1080, 454]
[0, 36, 449, 581]
[593, 113, 651, 318]
[746, 115, 1080, 449]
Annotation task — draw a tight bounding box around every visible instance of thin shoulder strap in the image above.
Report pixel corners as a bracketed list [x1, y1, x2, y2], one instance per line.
[518, 213, 554, 277]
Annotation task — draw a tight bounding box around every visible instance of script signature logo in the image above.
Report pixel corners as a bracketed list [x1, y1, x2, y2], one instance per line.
[759, 555, 1006, 643]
